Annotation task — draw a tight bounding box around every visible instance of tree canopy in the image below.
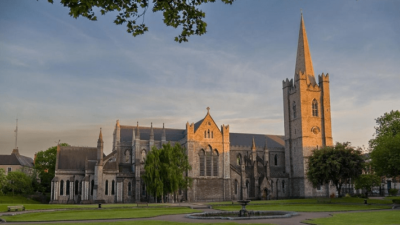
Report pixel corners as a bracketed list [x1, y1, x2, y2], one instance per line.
[0, 169, 7, 195]
[354, 173, 380, 198]
[143, 143, 192, 202]
[34, 143, 69, 192]
[46, 0, 234, 43]
[370, 110, 400, 178]
[307, 142, 364, 197]
[6, 171, 33, 195]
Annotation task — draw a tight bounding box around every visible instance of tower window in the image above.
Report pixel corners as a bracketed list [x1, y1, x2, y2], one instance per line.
[293, 101, 297, 118]
[111, 180, 115, 195]
[274, 154, 278, 166]
[312, 99, 318, 117]
[237, 154, 242, 165]
[213, 150, 219, 176]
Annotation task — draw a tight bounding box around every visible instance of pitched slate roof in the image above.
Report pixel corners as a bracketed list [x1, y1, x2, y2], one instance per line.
[0, 150, 34, 167]
[229, 133, 285, 149]
[120, 126, 185, 142]
[58, 146, 97, 170]
[0, 154, 21, 165]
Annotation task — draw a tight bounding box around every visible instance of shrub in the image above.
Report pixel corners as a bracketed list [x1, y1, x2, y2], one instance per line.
[389, 189, 398, 196]
[345, 193, 351, 198]
[392, 199, 400, 204]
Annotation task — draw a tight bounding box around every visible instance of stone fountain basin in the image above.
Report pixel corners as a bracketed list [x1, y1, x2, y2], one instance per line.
[185, 211, 298, 220]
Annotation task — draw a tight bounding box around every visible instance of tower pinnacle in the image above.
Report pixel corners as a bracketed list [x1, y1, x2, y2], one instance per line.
[295, 13, 315, 84]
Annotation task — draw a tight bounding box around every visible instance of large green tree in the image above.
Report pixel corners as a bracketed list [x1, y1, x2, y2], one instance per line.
[307, 142, 365, 197]
[34, 143, 69, 192]
[46, 0, 234, 43]
[354, 174, 380, 198]
[143, 143, 192, 203]
[370, 110, 400, 178]
[6, 171, 33, 195]
[0, 168, 7, 195]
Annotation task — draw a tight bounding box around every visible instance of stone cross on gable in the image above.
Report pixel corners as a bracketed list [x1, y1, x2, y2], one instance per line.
[207, 107, 210, 113]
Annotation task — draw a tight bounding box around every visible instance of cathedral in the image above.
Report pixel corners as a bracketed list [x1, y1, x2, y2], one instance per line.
[50, 14, 334, 204]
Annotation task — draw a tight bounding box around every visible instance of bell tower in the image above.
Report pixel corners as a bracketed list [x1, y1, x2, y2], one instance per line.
[282, 13, 333, 198]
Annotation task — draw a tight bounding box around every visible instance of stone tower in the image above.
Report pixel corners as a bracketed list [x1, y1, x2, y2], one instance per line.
[282, 13, 333, 198]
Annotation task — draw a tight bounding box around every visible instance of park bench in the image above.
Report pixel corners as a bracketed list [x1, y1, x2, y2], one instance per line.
[7, 205, 25, 212]
[137, 202, 148, 207]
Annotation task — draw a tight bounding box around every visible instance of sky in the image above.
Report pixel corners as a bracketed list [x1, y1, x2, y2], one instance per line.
[0, 0, 399, 158]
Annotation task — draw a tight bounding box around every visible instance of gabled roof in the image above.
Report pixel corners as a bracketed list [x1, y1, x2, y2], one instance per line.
[58, 146, 97, 170]
[0, 154, 21, 165]
[0, 150, 34, 167]
[120, 126, 185, 142]
[229, 133, 284, 149]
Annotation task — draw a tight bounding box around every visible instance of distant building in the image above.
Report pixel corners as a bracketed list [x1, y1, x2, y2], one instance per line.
[0, 148, 34, 176]
[51, 13, 337, 204]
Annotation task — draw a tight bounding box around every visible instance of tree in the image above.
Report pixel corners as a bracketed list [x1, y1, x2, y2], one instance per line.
[370, 110, 400, 178]
[34, 143, 69, 192]
[7, 171, 33, 195]
[46, 0, 234, 43]
[143, 142, 192, 203]
[0, 168, 7, 195]
[307, 142, 365, 197]
[354, 174, 380, 198]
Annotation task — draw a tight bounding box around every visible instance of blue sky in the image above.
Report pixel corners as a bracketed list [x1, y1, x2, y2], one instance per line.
[0, 0, 399, 157]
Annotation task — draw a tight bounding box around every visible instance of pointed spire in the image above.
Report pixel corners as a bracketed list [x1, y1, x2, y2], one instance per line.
[252, 137, 256, 151]
[295, 13, 315, 83]
[136, 121, 140, 139]
[150, 122, 154, 139]
[98, 128, 103, 143]
[116, 119, 120, 127]
[162, 123, 166, 141]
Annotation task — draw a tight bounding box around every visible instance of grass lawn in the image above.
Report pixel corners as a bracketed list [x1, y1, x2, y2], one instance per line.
[0, 195, 40, 204]
[305, 210, 400, 225]
[213, 204, 391, 212]
[208, 197, 394, 205]
[1, 207, 199, 222]
[44, 221, 275, 225]
[0, 202, 172, 212]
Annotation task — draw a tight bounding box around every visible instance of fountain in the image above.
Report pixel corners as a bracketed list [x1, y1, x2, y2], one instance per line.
[237, 200, 251, 217]
[186, 199, 298, 220]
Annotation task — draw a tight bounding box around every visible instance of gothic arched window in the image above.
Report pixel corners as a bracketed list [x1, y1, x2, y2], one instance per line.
[293, 101, 297, 118]
[207, 129, 210, 138]
[274, 154, 278, 166]
[111, 180, 115, 195]
[75, 180, 79, 195]
[282, 180, 285, 193]
[234, 179, 238, 194]
[199, 150, 205, 176]
[271, 180, 274, 193]
[66, 180, 70, 195]
[91, 180, 94, 196]
[312, 99, 318, 117]
[246, 180, 250, 197]
[105, 180, 109, 195]
[204, 130, 206, 138]
[128, 182, 132, 196]
[206, 147, 212, 176]
[60, 180, 64, 195]
[211, 131, 214, 138]
[213, 150, 219, 176]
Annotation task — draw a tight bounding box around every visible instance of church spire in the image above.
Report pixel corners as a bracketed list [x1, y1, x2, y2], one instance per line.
[295, 13, 315, 83]
[98, 128, 103, 143]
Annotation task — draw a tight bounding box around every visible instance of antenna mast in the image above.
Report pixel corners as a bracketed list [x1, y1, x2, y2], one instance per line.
[14, 119, 18, 149]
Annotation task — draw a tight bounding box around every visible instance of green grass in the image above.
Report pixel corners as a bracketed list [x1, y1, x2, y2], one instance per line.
[1, 207, 199, 222]
[0, 203, 172, 212]
[213, 204, 391, 212]
[305, 210, 400, 225]
[44, 221, 275, 225]
[208, 197, 394, 205]
[0, 195, 40, 204]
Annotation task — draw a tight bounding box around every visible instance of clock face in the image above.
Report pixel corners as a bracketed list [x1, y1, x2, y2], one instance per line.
[312, 126, 320, 134]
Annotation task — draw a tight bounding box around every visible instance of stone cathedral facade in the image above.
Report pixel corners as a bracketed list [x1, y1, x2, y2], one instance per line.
[50, 14, 335, 204]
